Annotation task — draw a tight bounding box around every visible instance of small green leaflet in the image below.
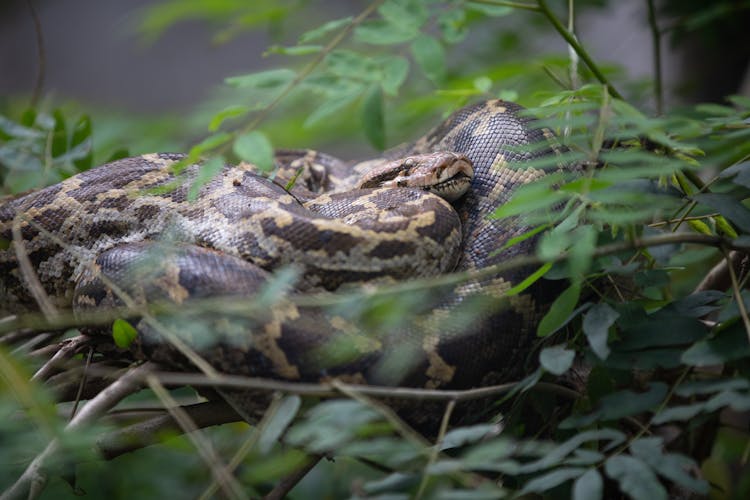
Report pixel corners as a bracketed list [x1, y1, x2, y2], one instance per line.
[539, 344, 575, 375]
[410, 34, 445, 83]
[582, 303, 618, 359]
[233, 131, 274, 172]
[208, 105, 249, 132]
[299, 16, 353, 43]
[112, 319, 138, 349]
[537, 282, 581, 337]
[362, 86, 385, 151]
[225, 68, 296, 89]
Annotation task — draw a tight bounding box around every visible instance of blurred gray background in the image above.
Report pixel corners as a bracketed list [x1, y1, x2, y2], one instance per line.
[1, 0, 748, 113]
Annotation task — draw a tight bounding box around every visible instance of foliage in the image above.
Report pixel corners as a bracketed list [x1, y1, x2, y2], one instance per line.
[2, 1, 750, 499]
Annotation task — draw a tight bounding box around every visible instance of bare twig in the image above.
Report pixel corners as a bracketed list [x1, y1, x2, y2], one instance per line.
[262, 455, 323, 500]
[96, 400, 239, 460]
[415, 399, 456, 500]
[536, 0, 623, 100]
[645, 0, 663, 114]
[465, 0, 540, 11]
[25, 0, 45, 107]
[723, 248, 750, 343]
[70, 347, 94, 418]
[1, 362, 153, 500]
[30, 335, 89, 382]
[694, 251, 747, 293]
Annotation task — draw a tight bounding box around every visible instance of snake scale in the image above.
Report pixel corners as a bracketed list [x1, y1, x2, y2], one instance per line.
[0, 100, 566, 390]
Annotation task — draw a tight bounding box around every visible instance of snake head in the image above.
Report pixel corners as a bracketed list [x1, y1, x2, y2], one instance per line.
[357, 152, 474, 202]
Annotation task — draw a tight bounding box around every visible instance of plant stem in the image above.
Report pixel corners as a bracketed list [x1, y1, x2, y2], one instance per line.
[467, 0, 540, 11]
[537, 0, 623, 100]
[646, 0, 664, 114]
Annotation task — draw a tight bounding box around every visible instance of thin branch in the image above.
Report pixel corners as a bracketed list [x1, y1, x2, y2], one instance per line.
[70, 347, 94, 418]
[96, 400, 239, 460]
[25, 0, 45, 107]
[1, 362, 153, 500]
[263, 455, 323, 500]
[645, 0, 663, 114]
[723, 248, 750, 344]
[30, 335, 90, 382]
[415, 399, 456, 500]
[536, 0, 623, 100]
[693, 250, 746, 293]
[465, 0, 540, 11]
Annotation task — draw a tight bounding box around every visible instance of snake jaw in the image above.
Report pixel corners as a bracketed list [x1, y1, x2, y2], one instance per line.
[357, 152, 474, 202]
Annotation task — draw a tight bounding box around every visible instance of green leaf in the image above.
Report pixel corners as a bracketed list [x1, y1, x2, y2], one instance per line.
[233, 131, 274, 171]
[112, 319, 138, 349]
[573, 469, 603, 500]
[537, 282, 581, 337]
[681, 324, 750, 366]
[605, 455, 667, 500]
[720, 161, 750, 188]
[209, 105, 249, 132]
[299, 16, 353, 43]
[71, 115, 93, 171]
[264, 44, 322, 56]
[520, 467, 586, 495]
[693, 193, 750, 233]
[651, 403, 705, 424]
[258, 395, 301, 454]
[304, 90, 362, 127]
[582, 303, 618, 360]
[379, 56, 409, 96]
[378, 0, 428, 32]
[492, 182, 568, 219]
[440, 424, 501, 451]
[0, 115, 42, 139]
[518, 429, 625, 474]
[630, 437, 709, 494]
[362, 86, 385, 151]
[563, 383, 668, 428]
[324, 50, 380, 81]
[568, 224, 597, 280]
[676, 377, 750, 396]
[540, 344, 575, 375]
[190, 132, 232, 158]
[410, 34, 446, 83]
[51, 110, 68, 158]
[355, 19, 418, 45]
[467, 1, 513, 16]
[438, 8, 467, 44]
[225, 68, 296, 89]
[504, 262, 553, 296]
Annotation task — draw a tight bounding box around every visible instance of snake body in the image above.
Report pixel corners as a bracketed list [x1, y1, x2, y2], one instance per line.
[0, 100, 565, 389]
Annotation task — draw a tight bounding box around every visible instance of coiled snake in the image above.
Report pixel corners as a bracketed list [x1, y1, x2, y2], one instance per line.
[0, 100, 565, 390]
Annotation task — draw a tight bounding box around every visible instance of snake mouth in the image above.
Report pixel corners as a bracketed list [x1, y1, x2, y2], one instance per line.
[357, 152, 474, 202]
[427, 168, 472, 202]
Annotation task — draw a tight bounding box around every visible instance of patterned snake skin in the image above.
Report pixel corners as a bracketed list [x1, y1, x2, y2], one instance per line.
[0, 100, 566, 389]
